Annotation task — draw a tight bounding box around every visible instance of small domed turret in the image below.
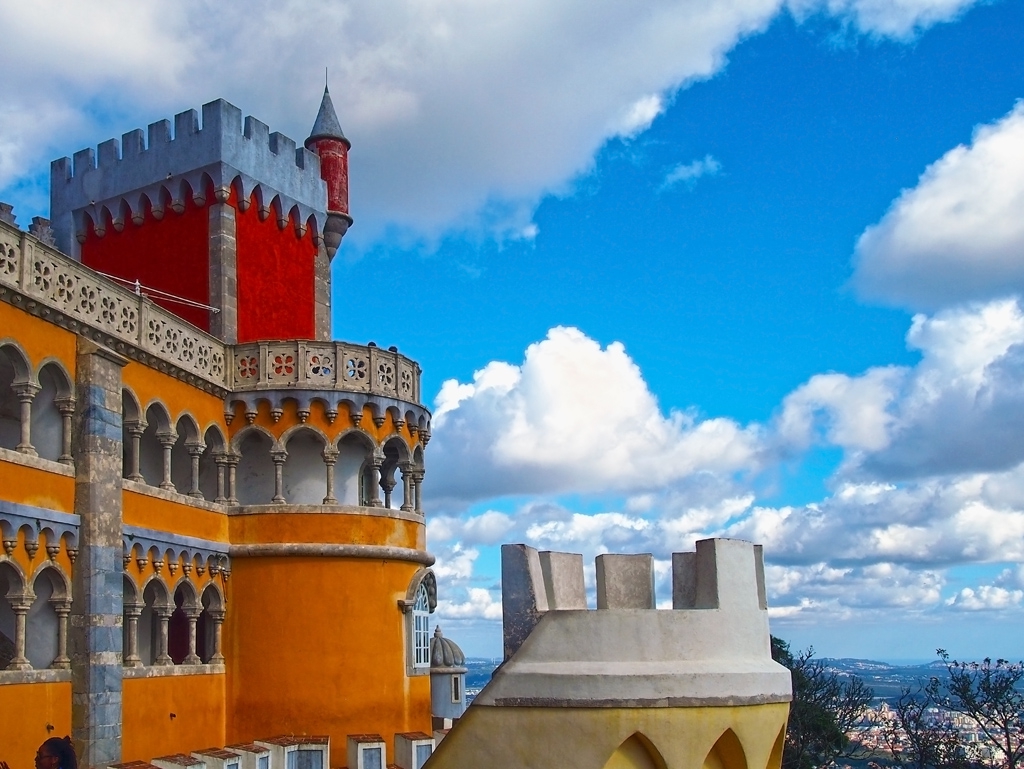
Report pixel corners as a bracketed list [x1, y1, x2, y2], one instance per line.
[430, 626, 466, 669]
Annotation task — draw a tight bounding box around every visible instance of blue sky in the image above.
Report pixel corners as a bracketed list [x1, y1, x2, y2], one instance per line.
[2, 0, 1024, 662]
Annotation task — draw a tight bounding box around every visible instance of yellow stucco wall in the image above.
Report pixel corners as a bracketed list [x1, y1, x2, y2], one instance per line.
[123, 674, 226, 761]
[224, 556, 432, 763]
[0, 302, 77, 377]
[122, 361, 226, 436]
[0, 462, 75, 513]
[0, 680, 72, 768]
[427, 702, 790, 769]
[228, 511, 424, 550]
[123, 489, 229, 544]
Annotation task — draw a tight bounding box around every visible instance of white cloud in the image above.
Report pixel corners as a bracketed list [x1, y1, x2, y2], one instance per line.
[774, 299, 1024, 479]
[428, 510, 516, 546]
[788, 0, 980, 38]
[428, 326, 762, 505]
[946, 585, 1024, 611]
[436, 587, 504, 621]
[853, 102, 1024, 310]
[0, 0, 987, 243]
[662, 154, 722, 190]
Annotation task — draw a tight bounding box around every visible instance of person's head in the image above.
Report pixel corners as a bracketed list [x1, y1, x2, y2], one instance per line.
[35, 737, 77, 769]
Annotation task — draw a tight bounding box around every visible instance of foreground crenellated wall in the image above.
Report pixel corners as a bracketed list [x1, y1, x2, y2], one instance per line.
[427, 539, 792, 769]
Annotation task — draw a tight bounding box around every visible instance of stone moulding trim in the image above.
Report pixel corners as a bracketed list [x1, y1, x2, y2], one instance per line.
[229, 503, 422, 523]
[121, 663, 225, 679]
[0, 499, 80, 544]
[122, 524, 229, 567]
[124, 479, 225, 512]
[0, 446, 76, 477]
[229, 542, 435, 565]
[0, 668, 73, 686]
[487, 694, 793, 708]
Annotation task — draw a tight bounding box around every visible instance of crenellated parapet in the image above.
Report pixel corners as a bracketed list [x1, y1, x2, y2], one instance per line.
[486, 538, 790, 708]
[50, 100, 330, 257]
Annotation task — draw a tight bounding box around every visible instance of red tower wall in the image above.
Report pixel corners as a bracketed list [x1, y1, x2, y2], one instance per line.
[309, 138, 349, 216]
[81, 200, 211, 331]
[233, 192, 317, 343]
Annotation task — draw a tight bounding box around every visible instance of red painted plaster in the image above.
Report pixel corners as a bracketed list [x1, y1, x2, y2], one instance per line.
[233, 193, 317, 342]
[310, 138, 349, 215]
[81, 198, 211, 331]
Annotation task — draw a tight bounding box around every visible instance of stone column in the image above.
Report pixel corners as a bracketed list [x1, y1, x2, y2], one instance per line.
[56, 396, 76, 465]
[208, 609, 226, 664]
[154, 607, 172, 666]
[367, 453, 383, 507]
[209, 201, 238, 344]
[322, 446, 339, 504]
[123, 602, 143, 668]
[51, 599, 72, 669]
[213, 453, 229, 504]
[187, 443, 205, 499]
[381, 471, 396, 510]
[157, 432, 176, 490]
[71, 338, 128, 767]
[412, 470, 425, 514]
[183, 608, 201, 665]
[225, 454, 240, 505]
[271, 450, 287, 504]
[6, 596, 32, 670]
[125, 421, 145, 482]
[400, 463, 414, 512]
[13, 381, 40, 456]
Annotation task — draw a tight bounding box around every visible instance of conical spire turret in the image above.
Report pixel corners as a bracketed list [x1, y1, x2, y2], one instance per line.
[305, 84, 353, 258]
[306, 86, 350, 149]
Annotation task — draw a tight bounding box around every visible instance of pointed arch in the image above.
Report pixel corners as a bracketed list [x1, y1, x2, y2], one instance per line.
[703, 730, 747, 769]
[601, 733, 667, 769]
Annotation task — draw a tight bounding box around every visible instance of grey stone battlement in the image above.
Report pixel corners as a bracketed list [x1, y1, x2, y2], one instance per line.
[50, 99, 329, 256]
[484, 538, 791, 708]
[501, 539, 768, 660]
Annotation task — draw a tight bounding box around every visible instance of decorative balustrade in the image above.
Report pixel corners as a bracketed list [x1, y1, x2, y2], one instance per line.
[0, 219, 227, 391]
[230, 341, 421, 403]
[0, 219, 423, 405]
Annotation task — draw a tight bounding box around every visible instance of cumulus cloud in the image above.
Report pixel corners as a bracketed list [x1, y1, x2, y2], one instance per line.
[662, 154, 722, 190]
[0, 0, 989, 244]
[777, 299, 1024, 479]
[428, 327, 762, 505]
[946, 585, 1024, 611]
[853, 102, 1024, 310]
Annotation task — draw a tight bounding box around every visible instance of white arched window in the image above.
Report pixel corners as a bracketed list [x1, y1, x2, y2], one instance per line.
[412, 584, 430, 669]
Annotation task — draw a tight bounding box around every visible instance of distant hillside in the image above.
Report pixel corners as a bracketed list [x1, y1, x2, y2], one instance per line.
[818, 658, 947, 700]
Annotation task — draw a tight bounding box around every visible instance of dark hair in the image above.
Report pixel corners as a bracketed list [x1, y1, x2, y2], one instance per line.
[41, 737, 77, 769]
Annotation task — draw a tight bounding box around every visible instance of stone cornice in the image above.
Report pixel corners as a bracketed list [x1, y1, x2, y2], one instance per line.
[229, 542, 434, 565]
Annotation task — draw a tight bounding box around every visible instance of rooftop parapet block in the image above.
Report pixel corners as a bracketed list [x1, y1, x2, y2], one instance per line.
[50, 99, 329, 256]
[487, 538, 791, 708]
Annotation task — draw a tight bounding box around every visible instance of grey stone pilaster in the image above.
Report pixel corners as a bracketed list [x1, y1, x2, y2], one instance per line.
[209, 202, 238, 344]
[313, 242, 332, 340]
[71, 338, 128, 768]
[311, 241, 331, 342]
